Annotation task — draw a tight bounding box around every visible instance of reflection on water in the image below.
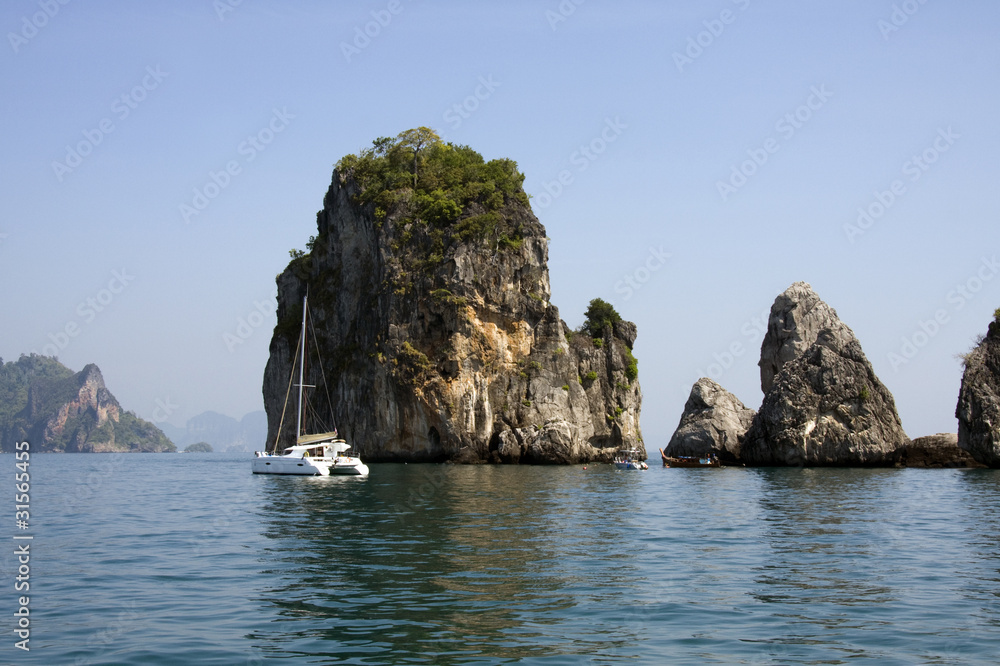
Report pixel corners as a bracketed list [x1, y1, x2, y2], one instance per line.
[752, 468, 897, 607]
[15, 454, 1000, 664]
[745, 468, 999, 664]
[251, 464, 650, 663]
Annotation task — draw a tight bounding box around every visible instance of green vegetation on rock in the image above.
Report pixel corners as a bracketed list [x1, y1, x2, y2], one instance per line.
[0, 355, 174, 453]
[581, 298, 621, 338]
[624, 346, 639, 382]
[334, 127, 530, 267]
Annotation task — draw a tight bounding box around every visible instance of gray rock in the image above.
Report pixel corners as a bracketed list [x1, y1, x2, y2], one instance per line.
[263, 161, 642, 464]
[896, 433, 985, 468]
[759, 281, 853, 394]
[665, 378, 754, 462]
[956, 319, 1000, 467]
[743, 325, 908, 467]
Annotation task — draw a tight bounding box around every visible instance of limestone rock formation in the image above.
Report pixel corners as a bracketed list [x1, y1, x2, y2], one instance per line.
[759, 281, 853, 394]
[956, 315, 1000, 467]
[263, 132, 642, 463]
[742, 285, 908, 466]
[895, 433, 984, 468]
[0, 355, 174, 453]
[664, 378, 754, 462]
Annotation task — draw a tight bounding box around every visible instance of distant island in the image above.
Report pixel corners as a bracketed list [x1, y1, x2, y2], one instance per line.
[0, 355, 174, 453]
[158, 410, 266, 453]
[183, 442, 213, 453]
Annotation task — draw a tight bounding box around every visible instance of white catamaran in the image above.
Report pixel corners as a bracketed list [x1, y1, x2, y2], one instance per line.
[252, 292, 369, 477]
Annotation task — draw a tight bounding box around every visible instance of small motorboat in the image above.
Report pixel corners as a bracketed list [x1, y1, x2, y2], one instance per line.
[659, 448, 721, 468]
[614, 448, 648, 470]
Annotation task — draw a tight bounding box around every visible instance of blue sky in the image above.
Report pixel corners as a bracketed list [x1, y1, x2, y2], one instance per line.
[2, 0, 998, 444]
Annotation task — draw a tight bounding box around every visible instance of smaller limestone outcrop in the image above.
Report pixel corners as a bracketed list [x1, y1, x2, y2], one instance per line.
[665, 378, 755, 462]
[895, 433, 984, 468]
[759, 282, 853, 394]
[743, 284, 908, 466]
[956, 313, 1000, 467]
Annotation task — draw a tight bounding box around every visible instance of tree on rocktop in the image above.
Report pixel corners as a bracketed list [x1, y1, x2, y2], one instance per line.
[581, 298, 621, 338]
[396, 127, 442, 187]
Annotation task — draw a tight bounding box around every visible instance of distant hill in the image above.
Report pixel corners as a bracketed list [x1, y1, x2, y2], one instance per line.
[159, 410, 267, 453]
[0, 355, 175, 453]
[183, 442, 213, 453]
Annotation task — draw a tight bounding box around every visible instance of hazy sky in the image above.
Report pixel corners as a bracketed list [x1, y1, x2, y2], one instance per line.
[3, 0, 998, 445]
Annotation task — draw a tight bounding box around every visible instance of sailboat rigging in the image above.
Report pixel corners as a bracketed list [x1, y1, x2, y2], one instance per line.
[251, 291, 369, 476]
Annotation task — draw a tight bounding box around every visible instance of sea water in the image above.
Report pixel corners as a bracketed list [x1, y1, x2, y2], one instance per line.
[2, 453, 999, 664]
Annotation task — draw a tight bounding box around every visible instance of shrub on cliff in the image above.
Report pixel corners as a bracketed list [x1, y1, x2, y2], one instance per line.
[336, 127, 529, 241]
[581, 298, 621, 338]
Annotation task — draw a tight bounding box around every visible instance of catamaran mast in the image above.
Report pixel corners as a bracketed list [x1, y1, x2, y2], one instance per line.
[295, 290, 309, 442]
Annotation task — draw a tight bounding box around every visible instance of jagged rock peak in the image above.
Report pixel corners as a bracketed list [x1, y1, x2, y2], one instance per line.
[263, 130, 642, 464]
[743, 326, 907, 466]
[0, 355, 174, 453]
[759, 281, 855, 394]
[664, 378, 755, 462]
[956, 312, 1000, 467]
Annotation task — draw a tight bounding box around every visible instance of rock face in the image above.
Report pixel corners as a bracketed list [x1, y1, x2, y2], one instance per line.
[665, 378, 754, 462]
[0, 355, 174, 453]
[896, 433, 984, 468]
[759, 281, 853, 394]
[263, 135, 642, 463]
[742, 285, 908, 466]
[956, 317, 1000, 467]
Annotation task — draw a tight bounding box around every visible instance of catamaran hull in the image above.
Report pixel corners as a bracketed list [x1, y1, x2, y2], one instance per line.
[330, 462, 369, 476]
[251, 457, 330, 476]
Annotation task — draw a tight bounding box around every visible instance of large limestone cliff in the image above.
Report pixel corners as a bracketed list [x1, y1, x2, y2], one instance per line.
[956, 314, 1000, 467]
[263, 133, 642, 463]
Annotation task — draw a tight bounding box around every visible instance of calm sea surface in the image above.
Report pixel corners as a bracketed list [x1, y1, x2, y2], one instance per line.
[3, 453, 999, 664]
